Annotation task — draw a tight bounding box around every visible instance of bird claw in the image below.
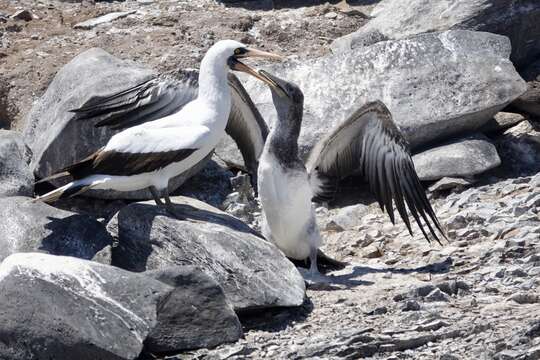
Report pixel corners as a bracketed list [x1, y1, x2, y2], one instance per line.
[298, 268, 338, 290]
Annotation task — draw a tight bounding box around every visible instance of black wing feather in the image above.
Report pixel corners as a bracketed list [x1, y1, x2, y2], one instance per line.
[306, 101, 446, 244]
[64, 148, 197, 180]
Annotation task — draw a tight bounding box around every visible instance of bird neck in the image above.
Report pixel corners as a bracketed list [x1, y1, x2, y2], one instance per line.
[268, 105, 303, 158]
[197, 55, 231, 112]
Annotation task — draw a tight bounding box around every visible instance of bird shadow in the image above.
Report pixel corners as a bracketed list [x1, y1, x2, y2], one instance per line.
[111, 201, 264, 272]
[306, 257, 453, 291]
[40, 215, 112, 259]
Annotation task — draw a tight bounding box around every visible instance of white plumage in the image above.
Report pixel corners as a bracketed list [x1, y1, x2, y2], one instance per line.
[258, 152, 321, 260]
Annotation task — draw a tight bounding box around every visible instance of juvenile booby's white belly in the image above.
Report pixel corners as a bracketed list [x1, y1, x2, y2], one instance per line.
[258, 152, 321, 260]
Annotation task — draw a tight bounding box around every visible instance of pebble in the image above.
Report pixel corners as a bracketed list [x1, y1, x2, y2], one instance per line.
[324, 11, 338, 19]
[10, 9, 33, 21]
[402, 300, 421, 311]
[425, 288, 451, 302]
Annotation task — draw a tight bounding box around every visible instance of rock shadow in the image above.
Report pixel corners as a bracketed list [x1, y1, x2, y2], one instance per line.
[237, 296, 314, 333]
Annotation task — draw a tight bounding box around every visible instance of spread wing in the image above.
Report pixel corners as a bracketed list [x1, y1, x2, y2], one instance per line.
[71, 71, 268, 179]
[306, 101, 445, 244]
[63, 126, 208, 179]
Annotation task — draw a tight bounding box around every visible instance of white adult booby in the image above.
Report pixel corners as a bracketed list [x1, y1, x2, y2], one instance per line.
[70, 69, 269, 190]
[257, 71, 446, 279]
[36, 40, 281, 214]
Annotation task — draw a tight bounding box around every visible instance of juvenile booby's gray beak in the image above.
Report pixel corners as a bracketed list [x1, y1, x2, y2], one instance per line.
[258, 70, 288, 98]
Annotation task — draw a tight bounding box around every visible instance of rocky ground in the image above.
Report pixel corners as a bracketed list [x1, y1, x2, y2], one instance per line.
[0, 1, 539, 360]
[187, 171, 540, 360]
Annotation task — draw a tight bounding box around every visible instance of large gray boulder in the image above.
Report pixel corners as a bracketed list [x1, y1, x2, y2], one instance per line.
[412, 134, 501, 181]
[0, 253, 241, 360]
[0, 196, 112, 263]
[22, 48, 208, 200]
[243, 30, 526, 154]
[106, 196, 306, 311]
[331, 0, 540, 68]
[0, 130, 33, 196]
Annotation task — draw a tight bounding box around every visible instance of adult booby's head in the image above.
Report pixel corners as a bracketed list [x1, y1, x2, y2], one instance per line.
[201, 40, 283, 89]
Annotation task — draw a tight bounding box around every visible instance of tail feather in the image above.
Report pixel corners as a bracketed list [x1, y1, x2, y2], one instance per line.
[34, 171, 70, 185]
[34, 181, 91, 203]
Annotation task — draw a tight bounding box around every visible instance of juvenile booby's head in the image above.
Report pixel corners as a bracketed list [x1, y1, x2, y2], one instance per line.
[203, 40, 283, 87]
[259, 70, 304, 125]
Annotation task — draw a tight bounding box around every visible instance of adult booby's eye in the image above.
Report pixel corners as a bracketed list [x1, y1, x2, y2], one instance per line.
[234, 48, 242, 55]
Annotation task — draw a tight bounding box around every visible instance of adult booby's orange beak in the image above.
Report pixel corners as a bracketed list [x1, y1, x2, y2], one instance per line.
[237, 48, 284, 61]
[228, 47, 284, 87]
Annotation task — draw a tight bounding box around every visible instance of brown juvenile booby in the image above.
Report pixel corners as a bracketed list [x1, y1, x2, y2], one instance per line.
[256, 71, 446, 280]
[36, 40, 282, 216]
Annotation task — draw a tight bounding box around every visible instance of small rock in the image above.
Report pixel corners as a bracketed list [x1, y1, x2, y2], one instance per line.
[0, 130, 33, 196]
[429, 177, 475, 192]
[526, 345, 540, 359]
[507, 292, 540, 304]
[10, 9, 33, 21]
[402, 300, 421, 311]
[413, 134, 501, 181]
[361, 244, 383, 259]
[414, 320, 449, 332]
[326, 204, 369, 231]
[479, 112, 525, 133]
[325, 11, 338, 19]
[440, 354, 460, 360]
[74, 11, 136, 30]
[496, 120, 540, 173]
[365, 306, 387, 315]
[412, 284, 437, 297]
[507, 267, 528, 278]
[437, 280, 470, 295]
[424, 288, 451, 302]
[495, 349, 522, 360]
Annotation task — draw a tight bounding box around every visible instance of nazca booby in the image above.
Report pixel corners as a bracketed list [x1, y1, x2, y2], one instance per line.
[36, 40, 281, 216]
[256, 71, 446, 279]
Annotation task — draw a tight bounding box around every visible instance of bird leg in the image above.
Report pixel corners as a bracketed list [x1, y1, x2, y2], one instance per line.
[149, 186, 164, 206]
[163, 187, 187, 221]
[299, 246, 333, 287]
[309, 246, 321, 277]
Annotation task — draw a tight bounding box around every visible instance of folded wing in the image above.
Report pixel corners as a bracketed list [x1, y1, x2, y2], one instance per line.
[306, 101, 445, 244]
[63, 126, 208, 179]
[70, 71, 268, 180]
